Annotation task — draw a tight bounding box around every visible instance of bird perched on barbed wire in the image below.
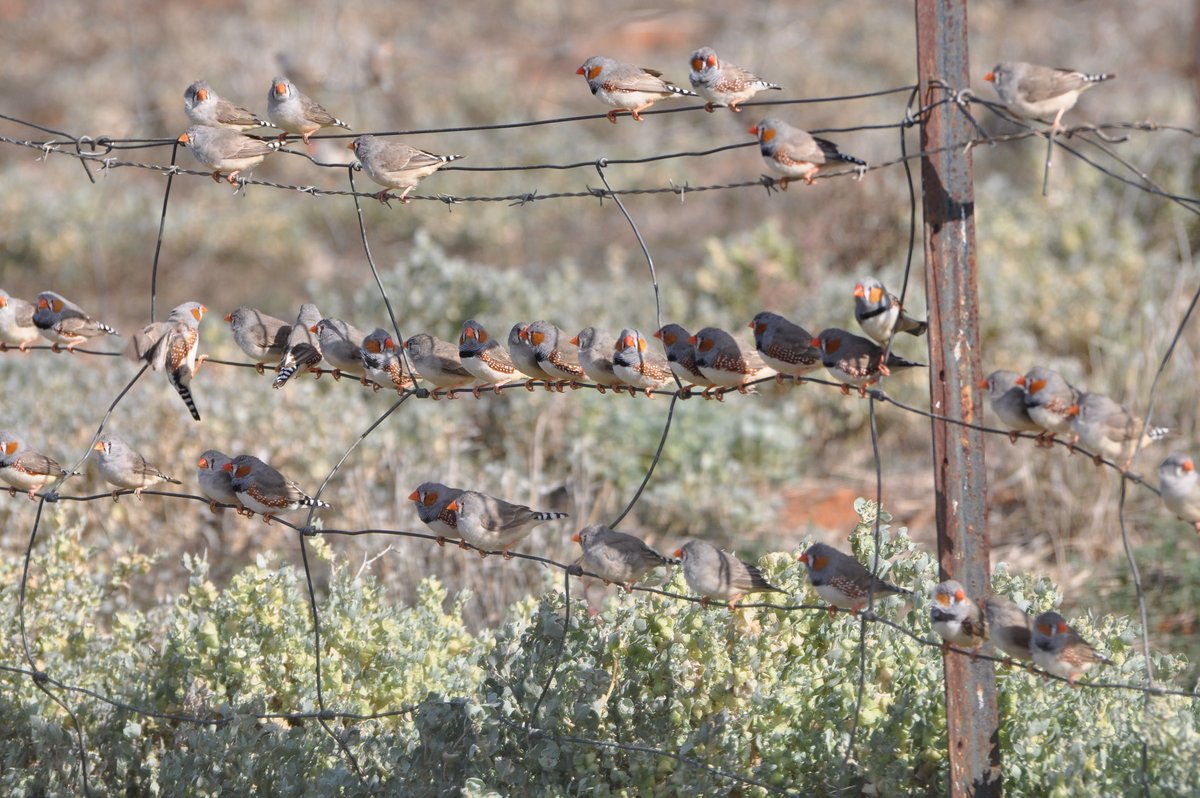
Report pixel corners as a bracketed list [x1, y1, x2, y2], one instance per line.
[984, 594, 1034, 662]
[813, 328, 924, 395]
[128, 301, 207, 422]
[655, 324, 718, 397]
[32, 291, 119, 352]
[178, 125, 280, 184]
[312, 317, 369, 381]
[224, 454, 329, 524]
[349, 135, 464, 204]
[445, 490, 569, 557]
[853, 277, 927, 344]
[0, 289, 41, 351]
[613, 328, 673, 397]
[404, 333, 474, 399]
[273, 304, 323, 389]
[575, 524, 675, 591]
[409, 481, 464, 544]
[0, 432, 75, 500]
[360, 328, 414, 392]
[571, 327, 623, 394]
[1157, 454, 1200, 533]
[459, 320, 516, 396]
[691, 326, 774, 394]
[979, 369, 1042, 444]
[929, 580, 986, 652]
[267, 76, 350, 144]
[675, 539, 783, 610]
[1020, 367, 1079, 448]
[688, 46, 781, 113]
[799, 542, 910, 615]
[507, 322, 554, 390]
[749, 118, 866, 188]
[225, 306, 291, 373]
[196, 449, 240, 514]
[748, 312, 822, 384]
[984, 61, 1114, 131]
[1031, 611, 1113, 686]
[576, 55, 696, 123]
[93, 434, 181, 500]
[183, 80, 265, 131]
[525, 320, 584, 391]
[1068, 392, 1169, 470]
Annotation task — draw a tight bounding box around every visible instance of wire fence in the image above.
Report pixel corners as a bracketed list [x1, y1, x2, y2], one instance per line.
[1, 79, 1199, 795]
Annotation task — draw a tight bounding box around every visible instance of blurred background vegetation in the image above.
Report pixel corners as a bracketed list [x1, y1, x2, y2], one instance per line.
[1, 0, 1200, 788]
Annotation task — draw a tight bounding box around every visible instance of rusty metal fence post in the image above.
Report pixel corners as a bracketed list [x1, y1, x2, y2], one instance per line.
[915, 1, 1003, 795]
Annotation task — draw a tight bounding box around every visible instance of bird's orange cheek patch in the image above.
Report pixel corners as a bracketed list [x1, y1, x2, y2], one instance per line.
[587, 66, 603, 81]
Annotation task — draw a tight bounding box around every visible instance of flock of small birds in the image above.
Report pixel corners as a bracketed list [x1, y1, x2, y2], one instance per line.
[0, 48, 1138, 687]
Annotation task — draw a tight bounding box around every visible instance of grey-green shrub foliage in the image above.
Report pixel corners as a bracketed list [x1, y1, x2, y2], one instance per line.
[2, 501, 1197, 796]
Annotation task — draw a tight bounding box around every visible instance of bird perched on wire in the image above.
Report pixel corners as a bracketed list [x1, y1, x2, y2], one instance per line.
[984, 62, 1114, 130]
[224, 454, 330, 524]
[853, 277, 927, 344]
[749, 118, 866, 188]
[178, 126, 280, 184]
[267, 76, 351, 143]
[311, 317, 369, 381]
[1157, 454, 1200, 533]
[929, 580, 986, 652]
[404, 333, 474, 399]
[979, 369, 1042, 444]
[196, 449, 240, 514]
[459, 319, 516, 397]
[984, 594, 1033, 663]
[612, 328, 674, 397]
[128, 301, 207, 422]
[445, 490, 569, 557]
[576, 55, 696, 123]
[0, 432, 76, 500]
[748, 312, 822, 384]
[349, 135, 464, 204]
[1068, 392, 1169, 470]
[655, 324, 719, 397]
[675, 539, 784, 610]
[359, 328, 414, 392]
[0, 289, 41, 351]
[690, 326, 775, 394]
[225, 306, 292, 373]
[575, 524, 675, 591]
[688, 47, 781, 113]
[183, 80, 265, 131]
[32, 291, 119, 352]
[571, 327, 623, 394]
[1031, 611, 1113, 686]
[1019, 367, 1079, 448]
[273, 304, 323, 389]
[92, 433, 182, 500]
[799, 542, 910, 615]
[525, 320, 584, 391]
[507, 322, 554, 390]
[409, 481, 464, 544]
[812, 328, 924, 395]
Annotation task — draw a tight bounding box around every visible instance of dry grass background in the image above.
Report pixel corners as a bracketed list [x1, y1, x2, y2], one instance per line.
[1, 0, 1199, 669]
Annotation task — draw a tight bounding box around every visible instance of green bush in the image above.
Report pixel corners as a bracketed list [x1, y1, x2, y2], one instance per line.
[3, 500, 1196, 795]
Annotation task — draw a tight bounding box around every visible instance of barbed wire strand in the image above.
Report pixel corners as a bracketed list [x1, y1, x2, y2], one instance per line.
[148, 141, 179, 322]
[294, 531, 367, 782]
[0, 347, 1174, 499]
[15, 362, 151, 795]
[0, 346, 1174, 500]
[837, 86, 932, 792]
